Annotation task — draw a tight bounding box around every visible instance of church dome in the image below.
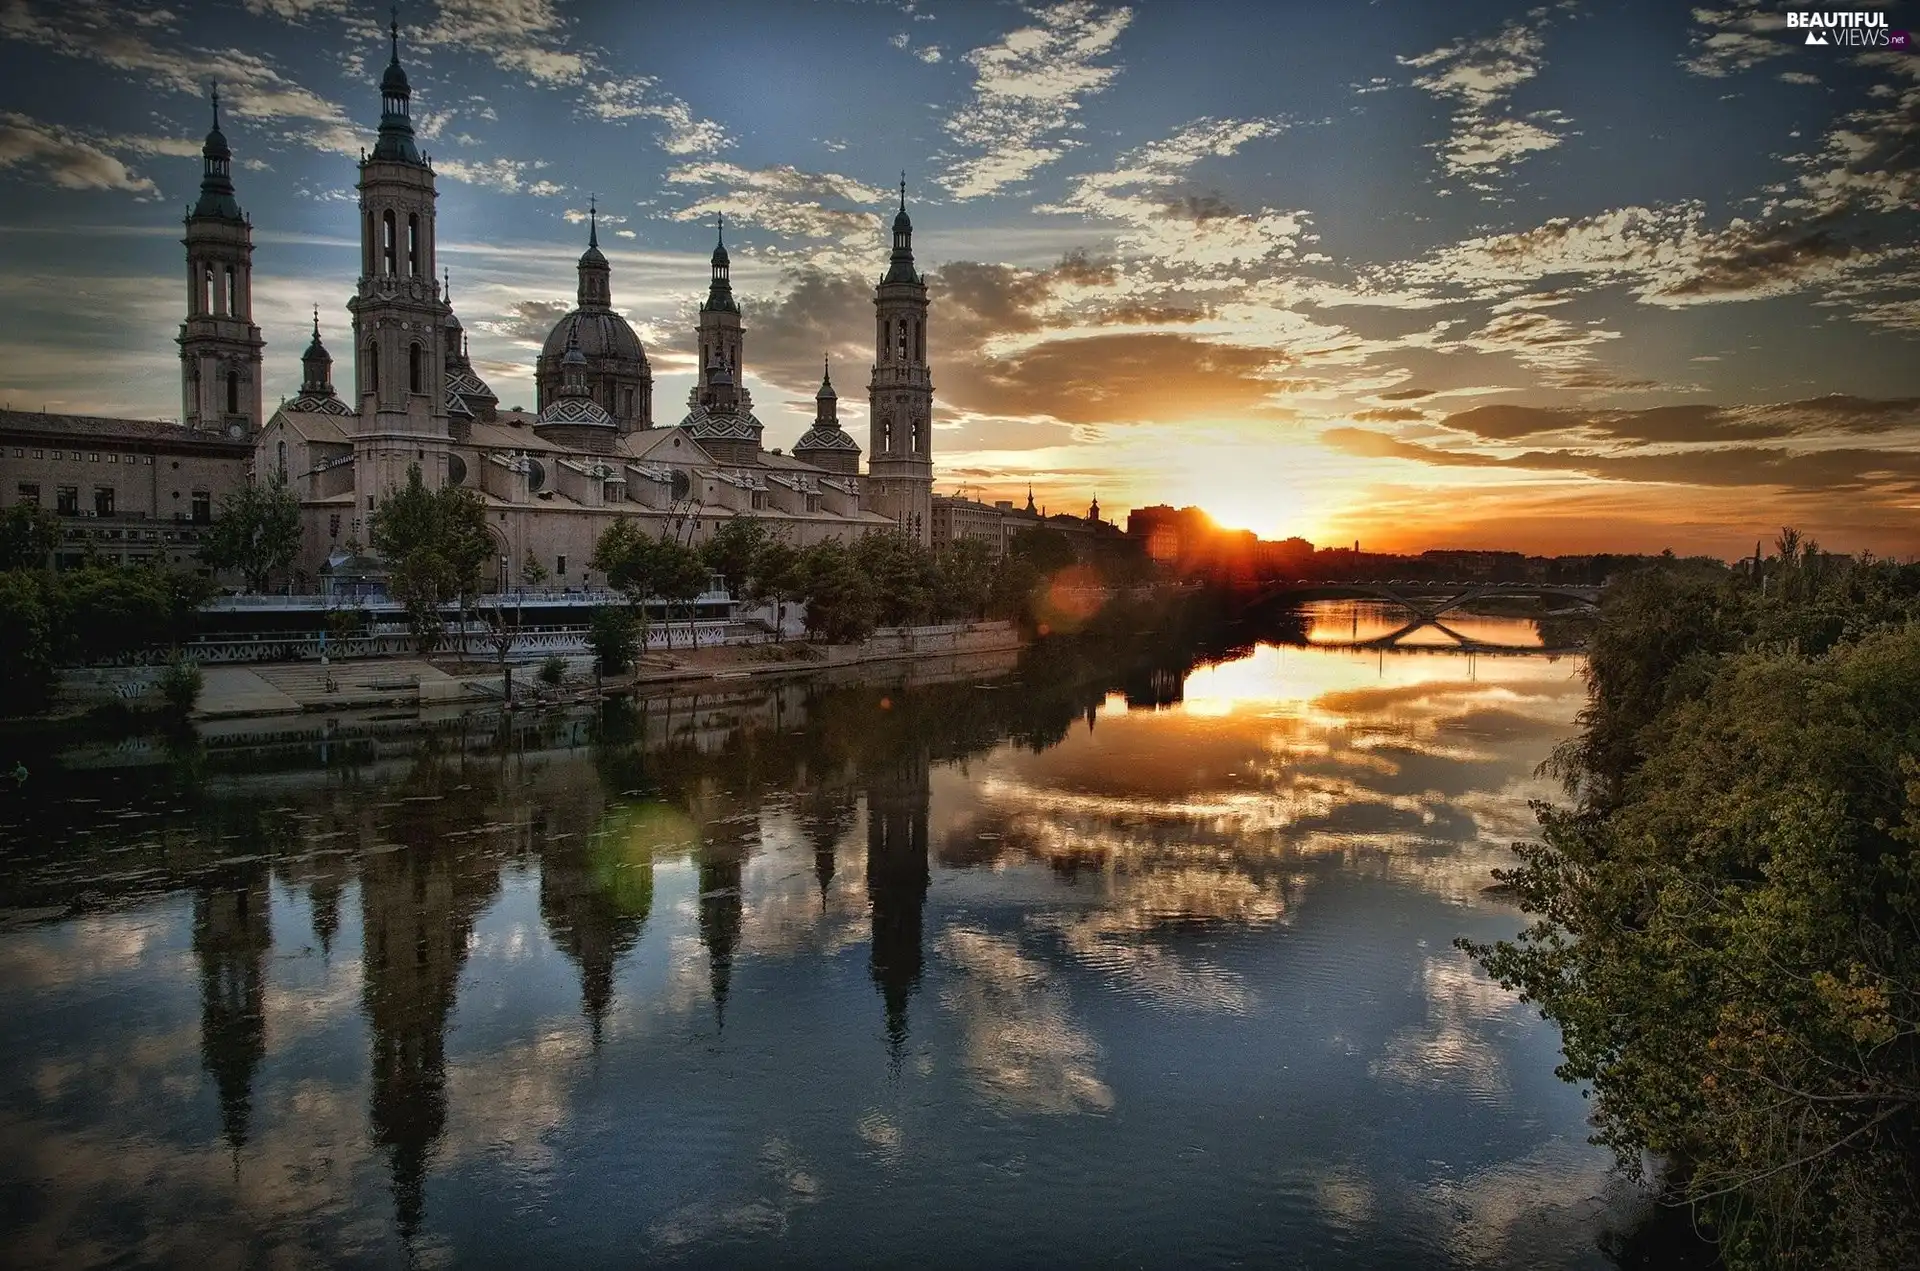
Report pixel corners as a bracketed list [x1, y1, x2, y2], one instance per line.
[537, 396, 614, 430]
[540, 309, 647, 366]
[793, 424, 860, 453]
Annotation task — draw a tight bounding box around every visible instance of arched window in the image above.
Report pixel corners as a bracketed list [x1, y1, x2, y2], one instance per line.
[877, 317, 888, 361]
[882, 417, 892, 452]
[226, 369, 240, 416]
[382, 210, 396, 275]
[367, 345, 380, 396]
[201, 264, 214, 315]
[408, 343, 423, 394]
[407, 213, 421, 278]
[276, 440, 287, 481]
[908, 417, 918, 454]
[623, 388, 633, 417]
[701, 342, 708, 370]
[915, 319, 924, 363]
[897, 319, 908, 361]
[225, 266, 239, 317]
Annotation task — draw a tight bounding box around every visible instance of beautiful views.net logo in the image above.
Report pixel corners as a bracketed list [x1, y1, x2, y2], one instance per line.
[1785, 10, 1908, 47]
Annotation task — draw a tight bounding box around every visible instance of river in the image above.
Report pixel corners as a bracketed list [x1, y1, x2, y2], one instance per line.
[0, 605, 1658, 1268]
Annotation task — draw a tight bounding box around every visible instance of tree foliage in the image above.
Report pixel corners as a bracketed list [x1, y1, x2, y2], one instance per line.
[1470, 538, 1920, 1269]
[368, 465, 491, 654]
[0, 504, 58, 571]
[202, 475, 301, 592]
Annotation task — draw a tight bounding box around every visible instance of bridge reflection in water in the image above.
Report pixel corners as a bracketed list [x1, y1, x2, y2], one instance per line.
[1283, 597, 1592, 657]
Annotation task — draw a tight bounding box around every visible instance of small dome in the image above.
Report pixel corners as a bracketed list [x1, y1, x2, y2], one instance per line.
[540, 309, 647, 365]
[536, 396, 614, 430]
[794, 425, 859, 453]
[381, 57, 410, 96]
[203, 125, 231, 162]
[893, 205, 912, 235]
[580, 241, 608, 268]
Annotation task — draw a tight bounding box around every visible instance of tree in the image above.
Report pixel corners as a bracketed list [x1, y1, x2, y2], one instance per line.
[0, 570, 55, 715]
[755, 540, 803, 641]
[0, 504, 58, 571]
[1470, 553, 1920, 1269]
[796, 540, 877, 643]
[699, 516, 773, 599]
[588, 605, 637, 673]
[852, 530, 936, 627]
[934, 537, 995, 621]
[368, 466, 491, 654]
[591, 519, 671, 651]
[202, 475, 301, 592]
[655, 540, 709, 650]
[520, 549, 549, 589]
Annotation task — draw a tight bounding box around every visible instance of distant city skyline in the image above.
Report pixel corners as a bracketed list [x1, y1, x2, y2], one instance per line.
[0, 0, 1916, 555]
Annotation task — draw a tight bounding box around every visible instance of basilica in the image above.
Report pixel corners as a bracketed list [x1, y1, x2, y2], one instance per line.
[232, 22, 936, 588]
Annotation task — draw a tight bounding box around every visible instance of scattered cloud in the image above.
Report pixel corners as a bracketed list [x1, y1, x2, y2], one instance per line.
[940, 1, 1134, 199]
[0, 113, 158, 195]
[1399, 13, 1574, 184]
[1683, 3, 1790, 78]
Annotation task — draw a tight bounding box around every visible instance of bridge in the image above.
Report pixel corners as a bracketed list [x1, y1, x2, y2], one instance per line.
[1253, 579, 1604, 621]
[1292, 617, 1587, 657]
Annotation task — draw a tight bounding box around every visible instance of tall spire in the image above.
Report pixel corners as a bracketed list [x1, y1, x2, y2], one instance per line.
[193, 80, 241, 220]
[372, 4, 420, 164]
[704, 211, 737, 313]
[884, 173, 918, 285]
[576, 197, 610, 308]
[588, 193, 599, 249]
[301, 309, 335, 396]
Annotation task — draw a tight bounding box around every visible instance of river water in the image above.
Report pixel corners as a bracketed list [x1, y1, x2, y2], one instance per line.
[0, 606, 1648, 1269]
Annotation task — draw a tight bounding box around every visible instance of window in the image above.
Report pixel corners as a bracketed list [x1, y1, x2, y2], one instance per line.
[882, 417, 892, 452]
[32, 449, 42, 459]
[190, 490, 210, 524]
[328, 514, 340, 539]
[94, 487, 114, 517]
[367, 345, 380, 396]
[107, 453, 117, 463]
[276, 440, 287, 481]
[898, 318, 908, 361]
[556, 554, 567, 577]
[88, 452, 98, 462]
[226, 369, 240, 416]
[908, 418, 918, 454]
[144, 456, 153, 465]
[201, 264, 214, 315]
[225, 266, 238, 317]
[382, 209, 396, 275]
[17, 483, 39, 506]
[409, 343, 423, 394]
[623, 387, 633, 416]
[915, 319, 924, 363]
[408, 213, 421, 277]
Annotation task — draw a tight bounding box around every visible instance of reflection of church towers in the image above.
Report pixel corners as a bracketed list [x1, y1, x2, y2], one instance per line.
[192, 862, 273, 1152]
[360, 827, 500, 1245]
[865, 746, 931, 1059]
[800, 786, 858, 906]
[696, 841, 745, 1029]
[538, 840, 652, 1045]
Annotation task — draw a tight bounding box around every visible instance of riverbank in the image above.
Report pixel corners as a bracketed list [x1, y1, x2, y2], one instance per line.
[185, 620, 1024, 722]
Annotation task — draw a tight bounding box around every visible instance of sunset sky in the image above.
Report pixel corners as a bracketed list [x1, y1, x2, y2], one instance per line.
[1, 0, 1916, 556]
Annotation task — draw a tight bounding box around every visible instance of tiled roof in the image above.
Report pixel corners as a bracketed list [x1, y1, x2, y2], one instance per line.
[0, 409, 252, 451]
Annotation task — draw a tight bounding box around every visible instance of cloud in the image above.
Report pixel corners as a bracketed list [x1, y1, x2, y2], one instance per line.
[665, 162, 892, 249]
[481, 299, 574, 346]
[424, 0, 585, 84]
[940, 1, 1134, 199]
[1044, 117, 1299, 269]
[1683, 3, 1790, 78]
[1353, 407, 1427, 423]
[435, 156, 564, 196]
[1399, 14, 1573, 184]
[584, 77, 731, 157]
[1443, 309, 1620, 370]
[1435, 395, 1920, 446]
[0, 113, 158, 195]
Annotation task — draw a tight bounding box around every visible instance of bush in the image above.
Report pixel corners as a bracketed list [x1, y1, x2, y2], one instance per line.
[538, 656, 567, 686]
[588, 606, 637, 674]
[159, 657, 203, 716]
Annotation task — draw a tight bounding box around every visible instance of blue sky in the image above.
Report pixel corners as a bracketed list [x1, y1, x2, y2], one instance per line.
[1, 0, 1917, 553]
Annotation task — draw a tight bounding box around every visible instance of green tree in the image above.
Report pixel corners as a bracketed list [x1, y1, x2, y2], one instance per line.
[588, 605, 637, 673]
[699, 516, 774, 599]
[0, 570, 56, 715]
[0, 504, 58, 571]
[520, 548, 549, 589]
[852, 530, 936, 627]
[655, 539, 710, 650]
[1471, 550, 1920, 1269]
[591, 519, 671, 651]
[934, 537, 995, 621]
[369, 466, 491, 654]
[796, 540, 877, 643]
[202, 475, 301, 592]
[754, 539, 803, 641]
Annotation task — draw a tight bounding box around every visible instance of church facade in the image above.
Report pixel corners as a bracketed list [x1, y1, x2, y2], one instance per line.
[252, 21, 936, 591]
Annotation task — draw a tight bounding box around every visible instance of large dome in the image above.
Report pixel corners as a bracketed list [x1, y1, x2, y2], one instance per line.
[541, 309, 647, 366]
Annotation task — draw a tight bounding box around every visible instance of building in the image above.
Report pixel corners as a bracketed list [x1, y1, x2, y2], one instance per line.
[0, 89, 257, 573]
[931, 488, 1123, 561]
[251, 22, 940, 589]
[5, 22, 946, 593]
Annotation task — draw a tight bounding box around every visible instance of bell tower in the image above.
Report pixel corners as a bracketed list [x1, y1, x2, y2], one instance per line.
[688, 214, 751, 412]
[348, 10, 450, 511]
[178, 86, 264, 438]
[867, 178, 933, 544]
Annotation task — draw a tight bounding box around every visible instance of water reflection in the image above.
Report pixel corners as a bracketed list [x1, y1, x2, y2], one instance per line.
[0, 612, 1656, 1268]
